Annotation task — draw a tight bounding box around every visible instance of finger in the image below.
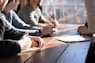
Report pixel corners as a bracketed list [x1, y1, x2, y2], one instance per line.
[33, 37, 43, 48]
[30, 36, 44, 48]
[32, 39, 39, 47]
[38, 37, 44, 48]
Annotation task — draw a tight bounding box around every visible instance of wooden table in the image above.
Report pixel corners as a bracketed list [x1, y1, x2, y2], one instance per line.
[0, 24, 91, 63]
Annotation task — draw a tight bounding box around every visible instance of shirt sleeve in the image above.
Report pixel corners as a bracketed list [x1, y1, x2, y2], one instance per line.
[4, 26, 24, 40]
[12, 10, 32, 29]
[40, 14, 47, 23]
[1, 11, 41, 35]
[0, 40, 21, 58]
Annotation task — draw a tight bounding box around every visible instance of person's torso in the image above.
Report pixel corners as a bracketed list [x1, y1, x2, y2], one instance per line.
[18, 4, 42, 26]
[30, 7, 42, 23]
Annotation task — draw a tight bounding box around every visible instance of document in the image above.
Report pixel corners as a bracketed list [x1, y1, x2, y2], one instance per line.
[21, 47, 41, 53]
[56, 35, 91, 43]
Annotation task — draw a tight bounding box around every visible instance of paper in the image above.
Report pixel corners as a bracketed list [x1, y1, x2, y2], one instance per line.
[56, 35, 91, 42]
[21, 47, 41, 53]
[52, 28, 58, 32]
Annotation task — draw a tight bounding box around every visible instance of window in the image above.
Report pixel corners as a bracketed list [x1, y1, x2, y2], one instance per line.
[42, 0, 86, 24]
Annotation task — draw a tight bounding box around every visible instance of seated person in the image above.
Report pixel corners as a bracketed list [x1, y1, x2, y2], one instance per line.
[0, 0, 44, 57]
[1, 0, 53, 36]
[78, 0, 95, 37]
[18, 0, 57, 34]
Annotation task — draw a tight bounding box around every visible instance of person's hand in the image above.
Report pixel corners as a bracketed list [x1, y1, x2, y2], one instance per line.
[41, 26, 53, 36]
[30, 36, 44, 48]
[45, 20, 55, 28]
[51, 19, 59, 26]
[78, 26, 92, 35]
[18, 33, 32, 50]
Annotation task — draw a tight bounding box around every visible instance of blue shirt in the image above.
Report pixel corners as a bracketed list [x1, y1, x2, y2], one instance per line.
[1, 10, 41, 36]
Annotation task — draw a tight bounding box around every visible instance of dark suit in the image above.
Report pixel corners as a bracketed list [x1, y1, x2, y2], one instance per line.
[0, 19, 24, 58]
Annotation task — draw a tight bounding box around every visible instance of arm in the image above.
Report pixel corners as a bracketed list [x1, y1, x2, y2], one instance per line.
[4, 26, 24, 40]
[18, 34, 44, 49]
[0, 40, 21, 58]
[1, 11, 41, 36]
[12, 11, 42, 35]
[18, 33, 32, 50]
[0, 17, 24, 40]
[12, 10, 35, 29]
[0, 19, 21, 57]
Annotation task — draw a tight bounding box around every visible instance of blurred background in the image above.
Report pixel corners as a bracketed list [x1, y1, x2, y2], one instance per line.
[41, 0, 86, 24]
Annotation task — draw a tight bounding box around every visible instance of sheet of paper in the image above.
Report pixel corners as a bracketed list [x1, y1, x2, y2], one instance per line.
[56, 35, 91, 42]
[21, 47, 41, 53]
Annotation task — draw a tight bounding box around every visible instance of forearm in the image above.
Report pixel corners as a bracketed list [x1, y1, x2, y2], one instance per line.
[0, 40, 21, 57]
[4, 27, 24, 40]
[18, 35, 32, 50]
